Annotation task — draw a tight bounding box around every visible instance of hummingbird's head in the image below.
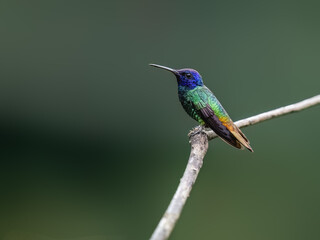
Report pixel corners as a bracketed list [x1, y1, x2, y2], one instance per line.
[149, 64, 203, 89]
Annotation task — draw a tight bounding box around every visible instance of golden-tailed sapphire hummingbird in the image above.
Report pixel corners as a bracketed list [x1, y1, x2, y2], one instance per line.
[150, 63, 253, 152]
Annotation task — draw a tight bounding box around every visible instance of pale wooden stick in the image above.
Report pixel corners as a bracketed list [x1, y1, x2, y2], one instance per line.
[150, 95, 320, 240]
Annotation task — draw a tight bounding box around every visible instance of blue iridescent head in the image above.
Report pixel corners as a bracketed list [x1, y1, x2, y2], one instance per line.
[149, 64, 203, 89]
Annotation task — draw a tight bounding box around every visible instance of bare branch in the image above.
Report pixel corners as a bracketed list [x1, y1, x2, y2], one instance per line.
[150, 95, 320, 240]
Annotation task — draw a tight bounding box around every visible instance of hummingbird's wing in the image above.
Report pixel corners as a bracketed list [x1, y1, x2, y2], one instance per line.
[198, 104, 244, 149]
[190, 87, 253, 152]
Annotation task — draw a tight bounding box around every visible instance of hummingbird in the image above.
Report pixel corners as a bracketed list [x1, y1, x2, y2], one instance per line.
[149, 63, 253, 152]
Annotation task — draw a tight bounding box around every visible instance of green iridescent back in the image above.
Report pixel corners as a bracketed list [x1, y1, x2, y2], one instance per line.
[178, 85, 231, 125]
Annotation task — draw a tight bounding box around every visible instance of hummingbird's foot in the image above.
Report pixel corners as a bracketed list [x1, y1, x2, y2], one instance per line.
[202, 126, 212, 135]
[188, 125, 204, 138]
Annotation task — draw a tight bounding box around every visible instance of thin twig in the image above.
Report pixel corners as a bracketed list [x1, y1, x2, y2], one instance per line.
[150, 95, 320, 240]
[206, 95, 320, 140]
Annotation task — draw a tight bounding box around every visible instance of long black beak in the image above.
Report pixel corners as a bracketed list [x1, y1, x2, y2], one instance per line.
[149, 63, 179, 75]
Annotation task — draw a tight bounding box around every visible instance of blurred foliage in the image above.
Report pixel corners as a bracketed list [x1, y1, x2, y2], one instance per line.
[0, 0, 319, 239]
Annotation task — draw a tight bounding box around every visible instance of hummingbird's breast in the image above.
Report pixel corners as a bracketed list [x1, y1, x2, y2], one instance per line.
[178, 86, 204, 124]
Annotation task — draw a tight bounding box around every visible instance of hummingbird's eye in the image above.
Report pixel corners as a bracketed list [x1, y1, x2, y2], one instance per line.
[185, 73, 192, 79]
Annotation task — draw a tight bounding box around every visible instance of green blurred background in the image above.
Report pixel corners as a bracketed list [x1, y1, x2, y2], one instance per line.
[1, 0, 319, 239]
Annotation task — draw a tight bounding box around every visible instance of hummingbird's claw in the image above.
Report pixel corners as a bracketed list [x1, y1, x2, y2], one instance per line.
[188, 125, 204, 138]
